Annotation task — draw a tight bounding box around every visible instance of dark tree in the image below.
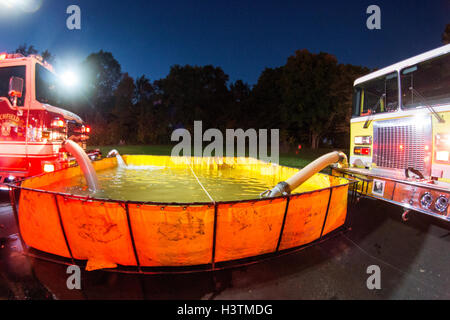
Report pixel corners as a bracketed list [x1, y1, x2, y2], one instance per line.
[14, 45, 54, 63]
[230, 80, 250, 103]
[110, 73, 136, 144]
[15, 44, 38, 56]
[280, 49, 341, 149]
[79, 51, 122, 144]
[155, 65, 231, 131]
[75, 47, 370, 149]
[443, 24, 450, 44]
[327, 64, 370, 148]
[251, 67, 284, 129]
[134, 75, 167, 143]
[40, 49, 55, 63]
[82, 50, 122, 107]
[228, 80, 251, 128]
[134, 75, 153, 104]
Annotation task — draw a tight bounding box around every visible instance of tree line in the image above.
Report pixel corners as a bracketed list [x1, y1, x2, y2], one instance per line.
[72, 50, 369, 150]
[15, 21, 449, 150]
[16, 43, 371, 150]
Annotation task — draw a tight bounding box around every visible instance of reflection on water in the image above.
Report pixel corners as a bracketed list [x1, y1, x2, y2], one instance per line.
[44, 166, 272, 202]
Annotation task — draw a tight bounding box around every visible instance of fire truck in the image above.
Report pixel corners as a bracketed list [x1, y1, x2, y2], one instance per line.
[0, 52, 92, 186]
[333, 44, 450, 222]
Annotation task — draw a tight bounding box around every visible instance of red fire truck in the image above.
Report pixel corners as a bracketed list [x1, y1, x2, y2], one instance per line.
[0, 52, 92, 186]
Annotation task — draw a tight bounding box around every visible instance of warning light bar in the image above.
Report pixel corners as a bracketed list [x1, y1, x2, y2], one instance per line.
[0, 52, 25, 60]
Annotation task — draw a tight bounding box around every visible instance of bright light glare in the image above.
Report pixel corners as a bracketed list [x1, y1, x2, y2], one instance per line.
[2, 0, 18, 9]
[0, 0, 15, 8]
[413, 113, 428, 128]
[0, 0, 43, 12]
[61, 71, 79, 87]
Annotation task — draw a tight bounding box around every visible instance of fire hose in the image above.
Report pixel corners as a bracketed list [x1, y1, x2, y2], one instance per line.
[261, 151, 348, 198]
[63, 139, 100, 192]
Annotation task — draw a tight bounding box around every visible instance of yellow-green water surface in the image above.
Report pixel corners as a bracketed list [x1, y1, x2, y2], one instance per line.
[43, 166, 274, 202]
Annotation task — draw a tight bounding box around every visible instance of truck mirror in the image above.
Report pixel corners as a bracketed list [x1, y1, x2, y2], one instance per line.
[8, 76, 24, 107]
[9, 76, 24, 99]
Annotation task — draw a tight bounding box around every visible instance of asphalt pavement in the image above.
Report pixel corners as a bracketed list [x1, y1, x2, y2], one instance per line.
[0, 192, 449, 300]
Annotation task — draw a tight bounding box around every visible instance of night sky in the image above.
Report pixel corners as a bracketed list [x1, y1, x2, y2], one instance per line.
[0, 0, 448, 85]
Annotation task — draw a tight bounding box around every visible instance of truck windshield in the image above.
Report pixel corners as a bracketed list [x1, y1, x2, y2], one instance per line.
[401, 52, 450, 109]
[0, 65, 26, 106]
[352, 72, 398, 117]
[35, 63, 63, 107]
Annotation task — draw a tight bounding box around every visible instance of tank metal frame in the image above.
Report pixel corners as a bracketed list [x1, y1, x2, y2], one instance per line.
[7, 177, 359, 274]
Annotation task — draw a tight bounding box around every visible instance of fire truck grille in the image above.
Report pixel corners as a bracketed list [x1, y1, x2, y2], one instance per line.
[373, 116, 432, 174]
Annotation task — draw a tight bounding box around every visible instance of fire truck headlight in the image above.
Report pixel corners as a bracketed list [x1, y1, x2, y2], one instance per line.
[4, 175, 15, 183]
[436, 133, 450, 147]
[436, 151, 449, 162]
[354, 136, 372, 145]
[43, 163, 55, 173]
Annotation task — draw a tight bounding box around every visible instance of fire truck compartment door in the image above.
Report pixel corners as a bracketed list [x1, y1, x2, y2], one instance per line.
[0, 99, 28, 172]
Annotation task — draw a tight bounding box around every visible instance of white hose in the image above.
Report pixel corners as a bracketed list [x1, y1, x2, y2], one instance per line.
[107, 149, 128, 168]
[63, 140, 100, 192]
[261, 151, 347, 198]
[107, 149, 119, 157]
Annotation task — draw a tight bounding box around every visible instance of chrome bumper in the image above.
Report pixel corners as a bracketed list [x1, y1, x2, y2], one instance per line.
[332, 166, 450, 222]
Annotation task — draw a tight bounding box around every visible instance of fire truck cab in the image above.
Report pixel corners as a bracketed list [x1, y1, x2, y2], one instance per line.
[333, 44, 450, 222]
[0, 52, 90, 186]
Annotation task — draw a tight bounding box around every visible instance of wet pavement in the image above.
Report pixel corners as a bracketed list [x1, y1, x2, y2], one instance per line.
[0, 192, 449, 300]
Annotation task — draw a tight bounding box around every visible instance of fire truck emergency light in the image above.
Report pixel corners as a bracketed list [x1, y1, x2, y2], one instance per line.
[51, 118, 65, 127]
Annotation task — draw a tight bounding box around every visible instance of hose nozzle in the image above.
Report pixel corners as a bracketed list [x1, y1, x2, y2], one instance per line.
[107, 149, 120, 158]
[260, 181, 290, 198]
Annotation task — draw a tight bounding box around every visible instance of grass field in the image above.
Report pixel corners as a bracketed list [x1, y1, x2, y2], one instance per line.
[89, 145, 348, 169]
